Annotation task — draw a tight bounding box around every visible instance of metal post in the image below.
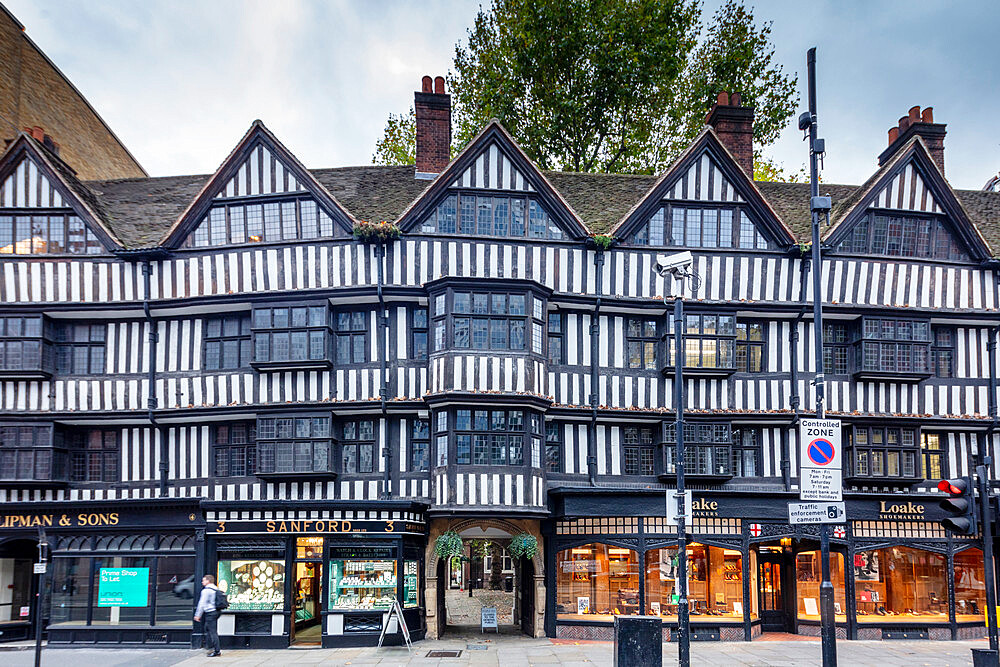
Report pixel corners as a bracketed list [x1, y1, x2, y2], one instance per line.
[978, 463, 999, 652]
[34, 528, 48, 667]
[674, 293, 689, 667]
[805, 46, 837, 667]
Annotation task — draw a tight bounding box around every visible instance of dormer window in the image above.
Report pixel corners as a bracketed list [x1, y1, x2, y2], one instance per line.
[184, 198, 339, 248]
[632, 204, 770, 250]
[420, 193, 564, 240]
[0, 213, 103, 255]
[835, 212, 968, 261]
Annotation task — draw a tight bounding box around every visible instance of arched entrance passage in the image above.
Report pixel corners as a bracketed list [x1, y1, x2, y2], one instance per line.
[425, 518, 544, 639]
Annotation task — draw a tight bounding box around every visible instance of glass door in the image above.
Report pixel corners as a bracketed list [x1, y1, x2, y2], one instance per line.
[292, 538, 323, 645]
[758, 554, 786, 632]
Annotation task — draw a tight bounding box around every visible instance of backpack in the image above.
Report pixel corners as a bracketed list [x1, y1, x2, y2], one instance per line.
[214, 588, 229, 611]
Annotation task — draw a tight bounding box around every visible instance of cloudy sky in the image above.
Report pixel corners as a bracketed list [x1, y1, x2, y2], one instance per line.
[5, 0, 999, 190]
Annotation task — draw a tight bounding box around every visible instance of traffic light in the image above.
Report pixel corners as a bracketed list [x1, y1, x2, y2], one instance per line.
[938, 477, 977, 535]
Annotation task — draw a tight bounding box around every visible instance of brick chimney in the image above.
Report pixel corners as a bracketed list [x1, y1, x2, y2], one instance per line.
[878, 105, 945, 174]
[706, 92, 754, 175]
[414, 75, 451, 178]
[23, 126, 60, 156]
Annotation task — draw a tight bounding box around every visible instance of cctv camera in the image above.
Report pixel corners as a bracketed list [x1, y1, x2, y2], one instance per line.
[654, 251, 694, 279]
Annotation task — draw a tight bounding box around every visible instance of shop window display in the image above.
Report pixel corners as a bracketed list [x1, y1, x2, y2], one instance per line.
[555, 543, 640, 620]
[954, 548, 987, 621]
[155, 556, 195, 625]
[329, 559, 397, 610]
[217, 559, 285, 611]
[854, 547, 948, 621]
[645, 545, 745, 621]
[49, 557, 91, 624]
[795, 552, 846, 621]
[403, 561, 419, 608]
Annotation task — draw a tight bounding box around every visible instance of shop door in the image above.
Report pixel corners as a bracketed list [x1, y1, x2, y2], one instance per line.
[758, 555, 787, 632]
[436, 558, 447, 637]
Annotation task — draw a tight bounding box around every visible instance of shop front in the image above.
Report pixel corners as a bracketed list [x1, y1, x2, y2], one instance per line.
[0, 499, 202, 647]
[546, 487, 989, 642]
[205, 502, 427, 648]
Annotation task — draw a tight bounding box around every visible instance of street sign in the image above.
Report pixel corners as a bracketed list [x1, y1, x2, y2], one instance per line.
[33, 563, 46, 574]
[788, 502, 846, 524]
[799, 419, 842, 502]
[666, 489, 692, 526]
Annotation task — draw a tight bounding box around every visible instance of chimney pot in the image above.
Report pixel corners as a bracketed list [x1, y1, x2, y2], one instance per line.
[730, 92, 741, 106]
[24, 126, 44, 141]
[880, 106, 947, 174]
[414, 75, 452, 177]
[717, 92, 729, 106]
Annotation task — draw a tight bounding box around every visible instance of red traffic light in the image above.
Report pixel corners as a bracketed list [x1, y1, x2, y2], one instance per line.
[938, 478, 968, 495]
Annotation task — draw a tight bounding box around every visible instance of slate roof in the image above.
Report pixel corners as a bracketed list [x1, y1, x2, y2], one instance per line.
[20, 145, 1000, 254]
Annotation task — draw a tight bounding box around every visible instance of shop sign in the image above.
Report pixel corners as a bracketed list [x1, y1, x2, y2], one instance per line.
[799, 419, 843, 502]
[788, 501, 846, 524]
[0, 512, 120, 529]
[210, 519, 424, 535]
[97, 567, 149, 607]
[877, 500, 925, 520]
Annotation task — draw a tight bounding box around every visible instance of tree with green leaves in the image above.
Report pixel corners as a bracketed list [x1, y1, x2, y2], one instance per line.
[373, 0, 800, 180]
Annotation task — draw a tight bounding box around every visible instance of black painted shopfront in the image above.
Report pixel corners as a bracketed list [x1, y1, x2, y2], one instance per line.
[203, 501, 428, 648]
[0, 499, 202, 647]
[545, 487, 989, 642]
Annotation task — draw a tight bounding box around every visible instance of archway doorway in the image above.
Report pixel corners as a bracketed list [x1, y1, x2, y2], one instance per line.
[427, 518, 543, 639]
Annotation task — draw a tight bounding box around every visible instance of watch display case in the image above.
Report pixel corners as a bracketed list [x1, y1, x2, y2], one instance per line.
[329, 559, 397, 610]
[217, 559, 285, 611]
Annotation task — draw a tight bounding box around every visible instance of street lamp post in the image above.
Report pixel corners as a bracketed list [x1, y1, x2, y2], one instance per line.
[655, 251, 699, 667]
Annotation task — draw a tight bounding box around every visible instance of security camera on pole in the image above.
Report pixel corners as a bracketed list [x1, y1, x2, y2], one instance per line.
[654, 250, 700, 667]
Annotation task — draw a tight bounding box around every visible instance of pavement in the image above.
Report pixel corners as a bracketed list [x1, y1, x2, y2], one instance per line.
[0, 633, 994, 667]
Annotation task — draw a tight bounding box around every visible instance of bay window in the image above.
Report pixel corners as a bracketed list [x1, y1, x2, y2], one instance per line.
[251, 304, 332, 369]
[430, 286, 546, 355]
[662, 422, 732, 478]
[255, 415, 334, 478]
[857, 317, 930, 379]
[846, 425, 920, 481]
[0, 314, 53, 378]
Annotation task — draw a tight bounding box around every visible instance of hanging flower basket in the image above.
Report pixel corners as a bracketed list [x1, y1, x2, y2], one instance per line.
[353, 220, 401, 243]
[434, 531, 463, 560]
[588, 233, 615, 251]
[508, 532, 538, 561]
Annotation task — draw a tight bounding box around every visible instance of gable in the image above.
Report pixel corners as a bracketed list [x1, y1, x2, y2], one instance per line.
[827, 142, 990, 262]
[165, 122, 356, 249]
[613, 130, 794, 249]
[0, 141, 115, 255]
[396, 122, 589, 240]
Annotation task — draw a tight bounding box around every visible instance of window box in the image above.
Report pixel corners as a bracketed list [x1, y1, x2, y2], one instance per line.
[659, 423, 734, 482]
[250, 304, 334, 371]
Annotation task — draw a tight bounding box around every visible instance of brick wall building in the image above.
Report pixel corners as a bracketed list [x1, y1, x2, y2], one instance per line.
[0, 3, 145, 180]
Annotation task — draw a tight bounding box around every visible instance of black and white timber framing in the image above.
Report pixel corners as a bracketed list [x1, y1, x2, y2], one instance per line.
[2, 105, 1000, 647]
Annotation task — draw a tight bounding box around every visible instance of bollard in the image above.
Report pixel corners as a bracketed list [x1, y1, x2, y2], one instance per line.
[972, 648, 999, 667]
[613, 616, 662, 667]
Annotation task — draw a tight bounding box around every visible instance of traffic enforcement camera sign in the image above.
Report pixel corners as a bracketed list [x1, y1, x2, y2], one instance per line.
[799, 418, 842, 502]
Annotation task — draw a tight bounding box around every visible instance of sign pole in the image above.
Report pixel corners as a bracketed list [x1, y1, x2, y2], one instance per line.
[34, 528, 47, 667]
[674, 290, 690, 667]
[802, 46, 837, 667]
[977, 464, 999, 652]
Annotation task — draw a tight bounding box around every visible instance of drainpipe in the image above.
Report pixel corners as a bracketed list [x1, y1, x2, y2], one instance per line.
[376, 243, 391, 499]
[587, 250, 604, 486]
[142, 260, 166, 496]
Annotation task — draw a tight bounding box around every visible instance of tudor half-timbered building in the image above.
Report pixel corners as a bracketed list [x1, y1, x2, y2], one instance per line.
[1, 77, 999, 648]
